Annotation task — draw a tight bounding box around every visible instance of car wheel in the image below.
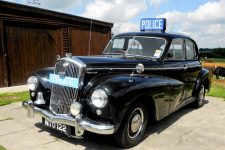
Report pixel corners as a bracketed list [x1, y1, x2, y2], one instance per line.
[114, 103, 148, 148]
[195, 85, 205, 108]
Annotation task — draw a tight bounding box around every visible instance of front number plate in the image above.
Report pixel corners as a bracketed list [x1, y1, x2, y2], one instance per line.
[42, 118, 71, 134]
[49, 73, 78, 88]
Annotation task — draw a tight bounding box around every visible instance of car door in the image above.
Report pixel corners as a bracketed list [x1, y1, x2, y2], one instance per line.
[184, 39, 201, 99]
[163, 38, 189, 112]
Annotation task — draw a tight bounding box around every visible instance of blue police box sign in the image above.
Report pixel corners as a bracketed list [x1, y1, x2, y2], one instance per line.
[140, 18, 166, 31]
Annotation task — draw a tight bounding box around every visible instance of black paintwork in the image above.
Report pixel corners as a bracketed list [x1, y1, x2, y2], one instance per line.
[31, 32, 211, 132]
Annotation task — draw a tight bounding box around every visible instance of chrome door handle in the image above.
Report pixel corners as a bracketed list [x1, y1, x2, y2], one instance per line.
[184, 65, 188, 71]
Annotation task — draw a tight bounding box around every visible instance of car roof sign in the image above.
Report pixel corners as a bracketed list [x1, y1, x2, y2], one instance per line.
[140, 18, 166, 32]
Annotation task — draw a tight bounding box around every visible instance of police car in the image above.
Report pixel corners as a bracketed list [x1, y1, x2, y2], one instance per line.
[23, 18, 211, 148]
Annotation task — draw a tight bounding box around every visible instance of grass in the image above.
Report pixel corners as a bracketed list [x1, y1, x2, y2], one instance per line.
[201, 57, 225, 100]
[207, 84, 225, 99]
[206, 77, 225, 99]
[0, 91, 29, 106]
[0, 145, 6, 150]
[0, 117, 13, 122]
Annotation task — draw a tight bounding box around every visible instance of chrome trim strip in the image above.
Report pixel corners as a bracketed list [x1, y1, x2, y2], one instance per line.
[86, 67, 189, 71]
[86, 68, 163, 71]
[188, 65, 201, 69]
[86, 68, 135, 71]
[22, 101, 114, 136]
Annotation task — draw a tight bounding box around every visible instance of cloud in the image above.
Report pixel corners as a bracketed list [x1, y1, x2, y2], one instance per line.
[38, 0, 88, 12]
[158, 0, 225, 48]
[113, 22, 139, 34]
[148, 0, 167, 8]
[4, 0, 84, 12]
[39, 0, 82, 10]
[81, 0, 147, 33]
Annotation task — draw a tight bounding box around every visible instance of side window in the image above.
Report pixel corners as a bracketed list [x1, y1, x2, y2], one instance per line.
[185, 39, 197, 60]
[128, 39, 143, 55]
[166, 39, 185, 60]
[112, 38, 125, 51]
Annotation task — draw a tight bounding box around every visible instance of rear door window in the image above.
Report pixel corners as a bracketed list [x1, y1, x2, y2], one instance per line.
[166, 39, 185, 60]
[185, 39, 197, 60]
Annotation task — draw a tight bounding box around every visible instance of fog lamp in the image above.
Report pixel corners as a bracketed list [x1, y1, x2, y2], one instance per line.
[70, 102, 82, 116]
[34, 92, 46, 105]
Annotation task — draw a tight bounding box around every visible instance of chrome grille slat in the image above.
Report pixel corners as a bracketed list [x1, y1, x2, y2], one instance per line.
[50, 60, 81, 114]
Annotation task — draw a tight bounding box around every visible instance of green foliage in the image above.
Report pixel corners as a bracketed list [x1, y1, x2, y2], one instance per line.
[200, 48, 225, 58]
[0, 91, 29, 106]
[0, 145, 6, 150]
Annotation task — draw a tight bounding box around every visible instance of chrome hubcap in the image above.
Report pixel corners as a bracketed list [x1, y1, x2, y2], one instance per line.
[128, 108, 144, 140]
[131, 114, 142, 133]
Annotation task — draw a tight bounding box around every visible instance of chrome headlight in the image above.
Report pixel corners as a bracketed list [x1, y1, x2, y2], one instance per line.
[91, 89, 108, 108]
[27, 76, 38, 91]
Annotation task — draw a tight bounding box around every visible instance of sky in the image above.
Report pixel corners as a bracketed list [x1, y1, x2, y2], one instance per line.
[3, 0, 225, 48]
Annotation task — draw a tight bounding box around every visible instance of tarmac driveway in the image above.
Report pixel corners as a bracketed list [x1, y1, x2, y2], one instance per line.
[0, 96, 225, 150]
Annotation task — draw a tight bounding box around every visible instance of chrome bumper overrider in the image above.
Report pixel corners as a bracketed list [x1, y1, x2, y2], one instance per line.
[22, 101, 114, 137]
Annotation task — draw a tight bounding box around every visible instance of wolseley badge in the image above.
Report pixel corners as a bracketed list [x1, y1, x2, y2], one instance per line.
[58, 71, 66, 78]
[63, 62, 70, 67]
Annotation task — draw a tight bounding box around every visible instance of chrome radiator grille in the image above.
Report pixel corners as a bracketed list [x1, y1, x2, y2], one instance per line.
[50, 60, 80, 114]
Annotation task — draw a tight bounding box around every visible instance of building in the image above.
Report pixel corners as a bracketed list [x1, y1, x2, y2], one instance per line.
[0, 1, 113, 87]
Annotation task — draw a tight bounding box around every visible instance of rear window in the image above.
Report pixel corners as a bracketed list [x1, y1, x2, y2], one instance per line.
[185, 39, 197, 60]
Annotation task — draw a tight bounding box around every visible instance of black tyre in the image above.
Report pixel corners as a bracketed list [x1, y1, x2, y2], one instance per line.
[114, 103, 148, 148]
[194, 85, 205, 108]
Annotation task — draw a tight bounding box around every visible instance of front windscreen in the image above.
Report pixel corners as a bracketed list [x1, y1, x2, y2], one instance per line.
[104, 36, 167, 58]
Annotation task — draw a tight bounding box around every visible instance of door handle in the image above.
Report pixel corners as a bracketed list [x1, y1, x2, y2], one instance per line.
[184, 65, 188, 71]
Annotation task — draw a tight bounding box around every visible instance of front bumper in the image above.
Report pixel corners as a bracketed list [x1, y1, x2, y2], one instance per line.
[22, 100, 114, 137]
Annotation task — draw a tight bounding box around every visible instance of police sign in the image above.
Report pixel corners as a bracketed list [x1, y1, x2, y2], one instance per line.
[140, 18, 166, 31]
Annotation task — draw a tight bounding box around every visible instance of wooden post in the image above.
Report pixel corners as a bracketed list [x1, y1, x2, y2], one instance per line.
[61, 26, 70, 55]
[0, 20, 9, 87]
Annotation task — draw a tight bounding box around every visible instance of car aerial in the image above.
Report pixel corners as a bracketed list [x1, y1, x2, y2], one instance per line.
[22, 18, 211, 148]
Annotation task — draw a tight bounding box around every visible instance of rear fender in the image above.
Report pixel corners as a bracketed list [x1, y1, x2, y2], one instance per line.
[194, 68, 211, 96]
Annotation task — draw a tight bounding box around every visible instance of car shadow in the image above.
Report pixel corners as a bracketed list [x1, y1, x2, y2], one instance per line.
[34, 100, 209, 149]
[145, 99, 209, 136]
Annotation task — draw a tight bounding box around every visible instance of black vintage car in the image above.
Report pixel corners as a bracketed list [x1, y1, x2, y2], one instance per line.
[23, 32, 211, 148]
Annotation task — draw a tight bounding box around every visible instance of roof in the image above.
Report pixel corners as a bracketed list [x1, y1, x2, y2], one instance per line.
[0, 0, 113, 28]
[116, 32, 192, 40]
